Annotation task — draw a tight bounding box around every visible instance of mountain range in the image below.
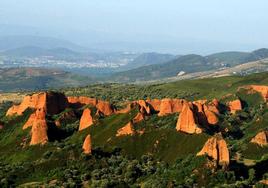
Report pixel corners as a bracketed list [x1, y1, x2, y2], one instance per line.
[109, 48, 268, 82]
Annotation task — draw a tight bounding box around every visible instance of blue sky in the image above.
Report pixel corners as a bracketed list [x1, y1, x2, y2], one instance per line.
[0, 0, 268, 54]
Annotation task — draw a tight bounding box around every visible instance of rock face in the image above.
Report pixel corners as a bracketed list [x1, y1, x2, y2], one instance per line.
[67, 96, 113, 116]
[176, 102, 202, 134]
[30, 108, 48, 145]
[158, 99, 185, 116]
[116, 122, 135, 136]
[133, 112, 145, 123]
[146, 99, 161, 112]
[251, 131, 268, 147]
[228, 99, 242, 114]
[67, 96, 97, 107]
[208, 99, 220, 114]
[247, 85, 268, 101]
[54, 110, 76, 127]
[6, 92, 68, 116]
[82, 134, 92, 154]
[135, 100, 151, 115]
[23, 113, 36, 130]
[96, 101, 114, 116]
[197, 136, 229, 167]
[79, 108, 94, 131]
[203, 105, 219, 125]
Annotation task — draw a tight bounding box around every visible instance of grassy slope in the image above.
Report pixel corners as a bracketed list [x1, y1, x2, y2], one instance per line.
[1, 72, 268, 185]
[64, 72, 268, 102]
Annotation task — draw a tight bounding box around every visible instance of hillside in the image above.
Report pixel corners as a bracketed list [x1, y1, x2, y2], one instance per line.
[123, 52, 175, 70]
[0, 67, 93, 92]
[1, 46, 81, 59]
[109, 48, 268, 82]
[0, 72, 268, 187]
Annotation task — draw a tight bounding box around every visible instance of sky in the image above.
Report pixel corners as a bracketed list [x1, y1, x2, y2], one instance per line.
[0, 0, 268, 54]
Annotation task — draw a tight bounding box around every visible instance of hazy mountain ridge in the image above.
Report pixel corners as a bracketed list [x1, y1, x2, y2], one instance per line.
[110, 48, 268, 82]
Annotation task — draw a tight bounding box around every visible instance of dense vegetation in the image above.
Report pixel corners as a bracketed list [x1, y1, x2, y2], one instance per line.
[0, 68, 92, 92]
[0, 72, 268, 187]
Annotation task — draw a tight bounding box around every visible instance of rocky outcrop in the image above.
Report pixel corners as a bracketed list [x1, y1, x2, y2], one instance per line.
[23, 113, 36, 130]
[133, 112, 145, 123]
[203, 105, 219, 125]
[197, 135, 229, 167]
[67, 96, 97, 107]
[247, 85, 268, 101]
[158, 99, 185, 116]
[68, 96, 113, 116]
[79, 108, 93, 131]
[250, 131, 268, 147]
[82, 134, 92, 154]
[135, 100, 151, 115]
[116, 122, 135, 136]
[176, 102, 202, 134]
[208, 99, 220, 114]
[96, 101, 114, 116]
[146, 99, 161, 112]
[6, 92, 68, 116]
[30, 108, 48, 145]
[227, 99, 242, 114]
[6, 93, 47, 116]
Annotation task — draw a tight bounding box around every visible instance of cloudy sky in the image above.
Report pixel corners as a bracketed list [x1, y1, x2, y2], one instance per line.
[0, 0, 267, 54]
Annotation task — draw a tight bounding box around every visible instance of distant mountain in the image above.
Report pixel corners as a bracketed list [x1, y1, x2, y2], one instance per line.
[0, 35, 86, 52]
[0, 67, 93, 92]
[109, 48, 268, 82]
[125, 52, 175, 69]
[1, 46, 81, 59]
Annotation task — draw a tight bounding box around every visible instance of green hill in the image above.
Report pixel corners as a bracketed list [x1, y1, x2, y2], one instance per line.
[0, 67, 93, 92]
[109, 49, 268, 82]
[0, 72, 268, 187]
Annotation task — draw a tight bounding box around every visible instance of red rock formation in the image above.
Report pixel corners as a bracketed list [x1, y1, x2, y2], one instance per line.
[193, 101, 208, 125]
[228, 99, 242, 114]
[251, 131, 268, 147]
[244, 85, 268, 101]
[6, 92, 68, 116]
[158, 99, 185, 116]
[192, 101, 219, 126]
[82, 134, 92, 154]
[116, 122, 135, 136]
[135, 100, 151, 114]
[133, 112, 145, 123]
[68, 96, 113, 116]
[203, 105, 219, 125]
[146, 99, 161, 112]
[67, 96, 97, 106]
[96, 101, 114, 116]
[208, 99, 220, 114]
[30, 108, 48, 145]
[6, 93, 47, 116]
[197, 135, 229, 166]
[176, 102, 202, 134]
[23, 113, 36, 130]
[79, 108, 93, 131]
